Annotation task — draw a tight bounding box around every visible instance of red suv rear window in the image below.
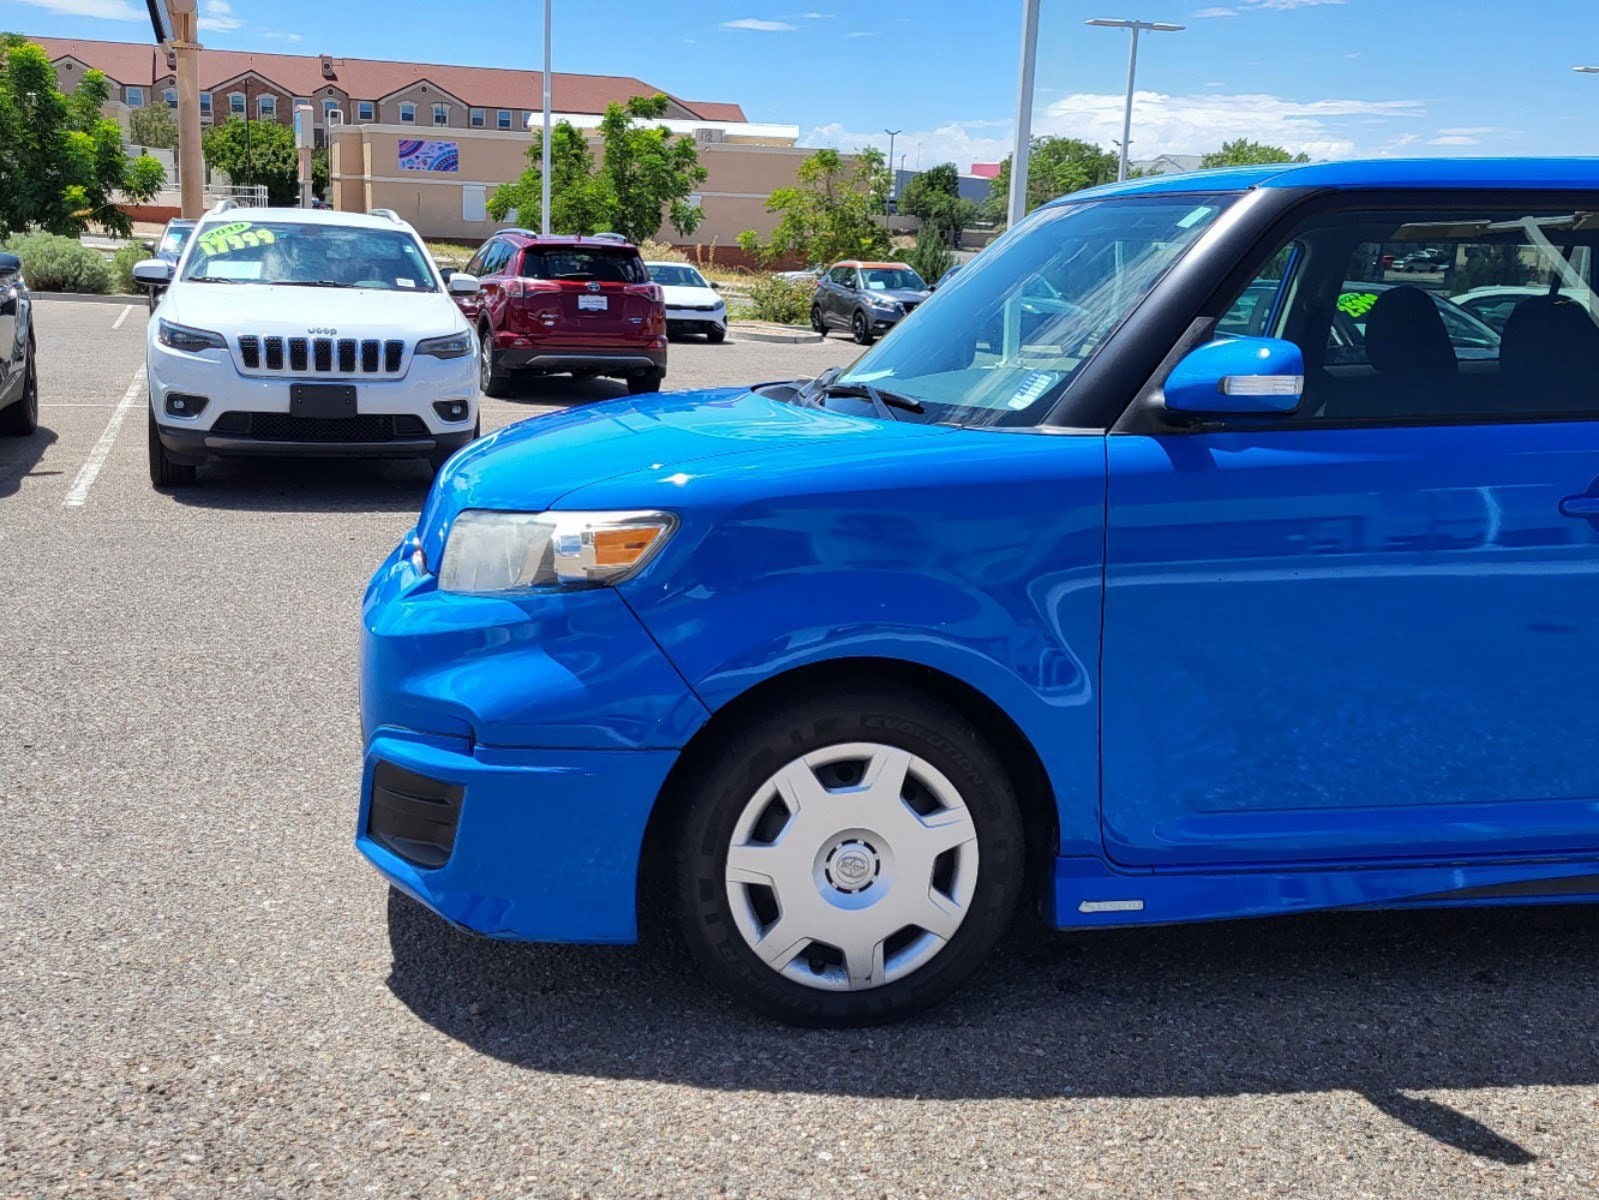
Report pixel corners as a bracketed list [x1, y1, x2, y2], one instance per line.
[519, 247, 647, 284]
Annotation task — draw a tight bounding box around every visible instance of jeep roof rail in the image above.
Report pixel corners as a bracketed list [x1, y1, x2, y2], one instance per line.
[369, 208, 402, 224]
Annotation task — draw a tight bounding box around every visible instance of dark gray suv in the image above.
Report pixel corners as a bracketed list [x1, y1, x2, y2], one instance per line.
[809, 260, 930, 344]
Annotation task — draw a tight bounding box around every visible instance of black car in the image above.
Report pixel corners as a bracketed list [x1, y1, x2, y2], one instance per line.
[809, 260, 930, 344]
[147, 218, 196, 311]
[0, 252, 37, 437]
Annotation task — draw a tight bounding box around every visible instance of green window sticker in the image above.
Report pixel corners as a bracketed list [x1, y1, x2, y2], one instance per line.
[197, 223, 277, 257]
[1337, 290, 1379, 320]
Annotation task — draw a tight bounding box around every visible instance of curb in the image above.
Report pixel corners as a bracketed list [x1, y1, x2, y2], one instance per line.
[729, 321, 824, 345]
[33, 292, 144, 306]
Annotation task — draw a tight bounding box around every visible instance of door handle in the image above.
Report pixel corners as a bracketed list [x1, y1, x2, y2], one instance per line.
[1559, 494, 1599, 518]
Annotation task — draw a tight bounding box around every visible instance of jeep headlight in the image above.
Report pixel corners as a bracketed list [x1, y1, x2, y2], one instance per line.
[416, 331, 474, 359]
[158, 318, 226, 352]
[437, 509, 677, 593]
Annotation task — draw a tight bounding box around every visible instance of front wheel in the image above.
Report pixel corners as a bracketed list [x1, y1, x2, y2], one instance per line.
[851, 311, 875, 345]
[0, 337, 38, 437]
[673, 686, 1025, 1026]
[811, 306, 827, 336]
[478, 327, 511, 398]
[147, 406, 196, 488]
[707, 327, 727, 344]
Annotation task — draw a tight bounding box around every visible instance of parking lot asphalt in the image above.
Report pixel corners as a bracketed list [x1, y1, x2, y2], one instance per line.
[6, 298, 1599, 1199]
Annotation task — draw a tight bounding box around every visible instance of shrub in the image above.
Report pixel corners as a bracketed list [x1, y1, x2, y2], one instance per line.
[2, 231, 112, 293]
[638, 238, 688, 263]
[901, 226, 955, 291]
[110, 243, 148, 294]
[743, 273, 815, 325]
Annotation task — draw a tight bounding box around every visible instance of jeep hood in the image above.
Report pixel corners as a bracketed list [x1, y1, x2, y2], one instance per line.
[416, 387, 952, 566]
[164, 283, 465, 338]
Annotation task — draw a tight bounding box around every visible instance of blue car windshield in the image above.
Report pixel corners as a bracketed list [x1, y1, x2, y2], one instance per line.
[839, 194, 1236, 427]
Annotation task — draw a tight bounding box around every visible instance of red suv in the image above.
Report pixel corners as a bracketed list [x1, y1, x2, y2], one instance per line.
[451, 232, 667, 397]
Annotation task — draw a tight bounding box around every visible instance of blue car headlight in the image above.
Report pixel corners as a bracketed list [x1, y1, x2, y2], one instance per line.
[437, 509, 678, 593]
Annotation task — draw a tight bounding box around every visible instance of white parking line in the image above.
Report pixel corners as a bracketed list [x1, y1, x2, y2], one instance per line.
[63, 366, 146, 509]
[111, 304, 133, 330]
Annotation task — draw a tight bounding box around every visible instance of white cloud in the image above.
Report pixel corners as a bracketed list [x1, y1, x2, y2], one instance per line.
[720, 18, 797, 31]
[803, 89, 1430, 171]
[198, 0, 244, 31]
[258, 29, 303, 41]
[795, 10, 833, 16]
[847, 30, 877, 37]
[1244, 0, 1344, 8]
[1430, 135, 1479, 146]
[2, 0, 143, 19]
[1194, 6, 1238, 16]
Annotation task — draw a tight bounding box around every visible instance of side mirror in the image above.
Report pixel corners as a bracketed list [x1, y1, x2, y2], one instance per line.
[711, 281, 722, 291]
[1163, 336, 1304, 416]
[439, 267, 456, 282]
[447, 272, 480, 295]
[131, 258, 174, 287]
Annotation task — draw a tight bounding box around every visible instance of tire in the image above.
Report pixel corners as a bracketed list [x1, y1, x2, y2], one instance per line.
[147, 405, 197, 488]
[810, 306, 827, 336]
[628, 369, 663, 395]
[0, 337, 38, 437]
[851, 311, 875, 345]
[673, 685, 1025, 1027]
[429, 419, 480, 473]
[478, 326, 511, 398]
[707, 327, 727, 344]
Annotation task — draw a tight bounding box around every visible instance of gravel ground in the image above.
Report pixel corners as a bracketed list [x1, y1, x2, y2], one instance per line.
[4, 300, 1599, 1198]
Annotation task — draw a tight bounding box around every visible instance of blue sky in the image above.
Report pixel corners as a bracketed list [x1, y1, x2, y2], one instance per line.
[4, 0, 1596, 170]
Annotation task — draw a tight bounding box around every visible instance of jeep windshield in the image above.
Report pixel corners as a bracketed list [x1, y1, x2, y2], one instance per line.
[180, 220, 439, 292]
[837, 194, 1236, 427]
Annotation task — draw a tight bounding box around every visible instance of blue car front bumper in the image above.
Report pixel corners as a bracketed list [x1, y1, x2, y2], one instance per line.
[357, 545, 707, 943]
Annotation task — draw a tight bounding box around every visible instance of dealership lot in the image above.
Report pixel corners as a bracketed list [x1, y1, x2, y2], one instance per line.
[7, 298, 1599, 1197]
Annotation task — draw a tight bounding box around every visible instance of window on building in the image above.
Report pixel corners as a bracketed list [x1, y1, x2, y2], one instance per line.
[229, 92, 245, 116]
[469, 107, 485, 127]
[399, 102, 416, 124]
[199, 91, 213, 116]
[496, 109, 511, 130]
[294, 97, 311, 111]
[432, 103, 449, 126]
[257, 95, 276, 119]
[522, 111, 533, 130]
[323, 98, 341, 121]
[163, 89, 177, 109]
[357, 100, 374, 122]
[126, 86, 145, 108]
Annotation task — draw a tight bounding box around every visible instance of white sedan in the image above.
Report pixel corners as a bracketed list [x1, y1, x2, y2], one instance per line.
[645, 261, 728, 343]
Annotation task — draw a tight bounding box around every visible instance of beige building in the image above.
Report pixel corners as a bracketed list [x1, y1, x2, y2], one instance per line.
[33, 34, 808, 256]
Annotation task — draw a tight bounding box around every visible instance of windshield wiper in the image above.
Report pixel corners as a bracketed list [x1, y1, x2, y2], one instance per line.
[820, 381, 926, 420]
[264, 279, 360, 288]
[187, 275, 242, 284]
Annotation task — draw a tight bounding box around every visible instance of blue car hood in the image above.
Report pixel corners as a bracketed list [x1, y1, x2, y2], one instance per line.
[416, 387, 950, 565]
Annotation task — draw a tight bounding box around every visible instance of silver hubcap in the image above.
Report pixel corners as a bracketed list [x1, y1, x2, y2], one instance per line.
[479, 335, 492, 388]
[724, 742, 979, 992]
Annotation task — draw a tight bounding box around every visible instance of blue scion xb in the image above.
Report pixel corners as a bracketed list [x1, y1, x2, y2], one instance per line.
[361, 159, 1599, 1026]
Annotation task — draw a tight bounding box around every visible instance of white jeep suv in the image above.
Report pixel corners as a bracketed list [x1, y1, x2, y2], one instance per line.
[136, 205, 480, 488]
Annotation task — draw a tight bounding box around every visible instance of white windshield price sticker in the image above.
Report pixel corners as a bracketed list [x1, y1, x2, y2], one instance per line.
[1007, 372, 1057, 410]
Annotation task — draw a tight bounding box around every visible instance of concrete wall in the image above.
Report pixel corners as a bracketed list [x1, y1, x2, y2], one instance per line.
[330, 125, 817, 251]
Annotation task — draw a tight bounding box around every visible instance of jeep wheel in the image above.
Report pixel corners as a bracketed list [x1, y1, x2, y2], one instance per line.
[147, 405, 196, 488]
[628, 369, 664, 395]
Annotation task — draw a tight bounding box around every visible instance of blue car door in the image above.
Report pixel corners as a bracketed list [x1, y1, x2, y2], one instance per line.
[1100, 193, 1599, 869]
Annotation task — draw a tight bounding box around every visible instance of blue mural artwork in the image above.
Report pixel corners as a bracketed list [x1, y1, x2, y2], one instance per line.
[397, 140, 459, 173]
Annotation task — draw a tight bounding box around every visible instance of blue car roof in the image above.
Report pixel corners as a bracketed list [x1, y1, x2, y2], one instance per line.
[1060, 158, 1599, 203]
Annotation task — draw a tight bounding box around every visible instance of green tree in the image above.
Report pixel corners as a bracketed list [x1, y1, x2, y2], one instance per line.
[738, 147, 891, 267]
[982, 137, 1118, 222]
[201, 117, 299, 205]
[900, 224, 954, 289]
[900, 161, 976, 241]
[128, 103, 179, 150]
[487, 94, 707, 242]
[0, 36, 164, 238]
[1200, 139, 1310, 169]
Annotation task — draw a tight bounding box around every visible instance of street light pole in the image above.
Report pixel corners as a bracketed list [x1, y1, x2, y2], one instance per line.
[884, 128, 902, 201]
[1006, 0, 1042, 228]
[1086, 18, 1183, 182]
[541, 0, 553, 235]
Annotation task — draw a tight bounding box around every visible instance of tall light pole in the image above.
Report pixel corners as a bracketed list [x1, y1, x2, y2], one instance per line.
[1006, 0, 1042, 228]
[541, 0, 553, 235]
[884, 128, 902, 201]
[1086, 18, 1183, 182]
